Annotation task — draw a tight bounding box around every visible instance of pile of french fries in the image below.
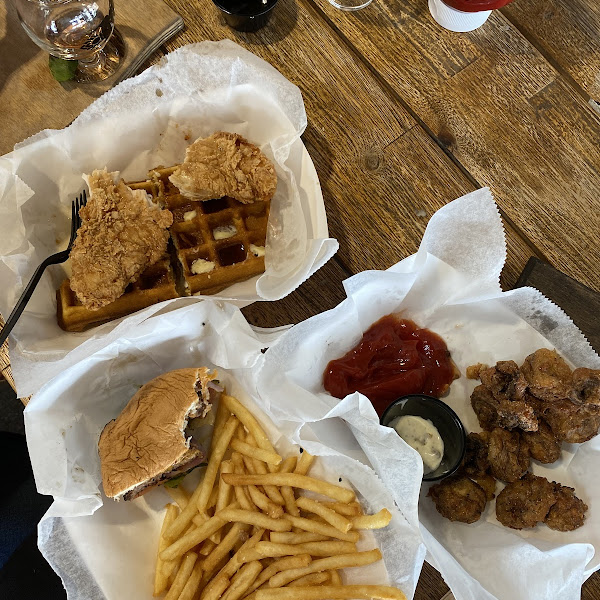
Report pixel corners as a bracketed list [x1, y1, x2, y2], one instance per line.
[154, 393, 406, 600]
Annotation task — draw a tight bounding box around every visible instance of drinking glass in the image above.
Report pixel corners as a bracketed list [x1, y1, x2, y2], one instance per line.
[327, 0, 372, 11]
[14, 0, 123, 83]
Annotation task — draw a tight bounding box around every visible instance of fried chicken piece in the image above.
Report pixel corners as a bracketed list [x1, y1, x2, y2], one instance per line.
[470, 384, 538, 432]
[480, 361, 528, 403]
[544, 485, 588, 531]
[521, 419, 561, 463]
[495, 473, 558, 529]
[463, 432, 491, 477]
[70, 170, 173, 310]
[541, 399, 600, 443]
[169, 132, 277, 204]
[428, 475, 487, 524]
[570, 368, 600, 409]
[521, 349, 572, 402]
[487, 428, 530, 483]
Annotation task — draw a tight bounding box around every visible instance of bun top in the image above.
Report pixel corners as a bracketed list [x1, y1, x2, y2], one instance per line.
[99, 367, 216, 499]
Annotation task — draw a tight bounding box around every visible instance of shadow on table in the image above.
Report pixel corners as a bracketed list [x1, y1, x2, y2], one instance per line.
[0, 2, 41, 95]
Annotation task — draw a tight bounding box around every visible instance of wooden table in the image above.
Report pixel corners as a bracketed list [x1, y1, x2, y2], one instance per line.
[2, 0, 600, 598]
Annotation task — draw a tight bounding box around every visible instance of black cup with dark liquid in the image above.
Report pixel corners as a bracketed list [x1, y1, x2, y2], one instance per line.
[212, 0, 278, 31]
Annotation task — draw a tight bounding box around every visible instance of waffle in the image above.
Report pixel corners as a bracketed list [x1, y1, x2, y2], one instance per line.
[56, 171, 270, 330]
[57, 254, 178, 332]
[151, 166, 270, 296]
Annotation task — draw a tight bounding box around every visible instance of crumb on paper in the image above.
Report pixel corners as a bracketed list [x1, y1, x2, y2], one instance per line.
[191, 258, 216, 275]
[467, 363, 489, 380]
[213, 225, 237, 240]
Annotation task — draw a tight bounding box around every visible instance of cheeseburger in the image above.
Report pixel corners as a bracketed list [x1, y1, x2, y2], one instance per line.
[99, 367, 221, 500]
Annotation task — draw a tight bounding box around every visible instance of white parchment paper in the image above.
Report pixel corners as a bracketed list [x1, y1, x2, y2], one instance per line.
[257, 188, 600, 600]
[25, 299, 425, 600]
[0, 40, 338, 398]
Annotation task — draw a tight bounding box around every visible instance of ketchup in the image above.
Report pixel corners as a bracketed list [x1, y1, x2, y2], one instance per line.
[323, 315, 457, 416]
[441, 0, 513, 11]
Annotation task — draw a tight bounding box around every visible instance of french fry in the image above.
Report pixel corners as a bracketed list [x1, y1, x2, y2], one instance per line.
[296, 497, 352, 533]
[221, 394, 276, 455]
[329, 570, 342, 585]
[294, 451, 315, 476]
[222, 473, 355, 504]
[161, 511, 229, 561]
[287, 572, 330, 587]
[200, 539, 217, 556]
[278, 457, 299, 518]
[352, 509, 392, 530]
[251, 541, 356, 559]
[246, 554, 313, 595]
[197, 416, 240, 512]
[231, 438, 282, 466]
[202, 522, 250, 578]
[245, 436, 286, 506]
[217, 508, 292, 532]
[268, 549, 382, 587]
[178, 562, 204, 600]
[211, 460, 234, 543]
[248, 485, 284, 519]
[153, 504, 179, 596]
[200, 575, 230, 600]
[254, 585, 407, 600]
[269, 532, 329, 544]
[210, 396, 232, 454]
[164, 466, 208, 541]
[165, 486, 190, 510]
[164, 551, 197, 600]
[221, 560, 263, 600]
[284, 515, 360, 543]
[319, 501, 362, 517]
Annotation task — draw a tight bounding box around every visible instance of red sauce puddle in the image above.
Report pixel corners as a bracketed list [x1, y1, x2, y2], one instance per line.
[323, 315, 457, 416]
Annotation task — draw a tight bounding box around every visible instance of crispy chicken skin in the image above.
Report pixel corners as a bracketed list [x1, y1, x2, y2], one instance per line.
[70, 169, 173, 310]
[544, 485, 588, 531]
[496, 473, 558, 529]
[169, 132, 277, 204]
[487, 428, 530, 483]
[428, 475, 487, 524]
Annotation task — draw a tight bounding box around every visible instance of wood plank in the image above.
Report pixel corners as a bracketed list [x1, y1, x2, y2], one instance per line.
[305, 0, 600, 293]
[161, 0, 535, 290]
[502, 0, 600, 102]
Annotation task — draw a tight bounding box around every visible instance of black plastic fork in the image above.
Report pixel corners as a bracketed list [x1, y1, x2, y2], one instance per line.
[0, 190, 87, 348]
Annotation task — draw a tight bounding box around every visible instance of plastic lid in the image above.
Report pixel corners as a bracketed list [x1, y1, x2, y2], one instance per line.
[428, 0, 491, 31]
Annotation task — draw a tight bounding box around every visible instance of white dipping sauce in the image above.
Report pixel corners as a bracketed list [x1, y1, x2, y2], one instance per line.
[390, 415, 444, 473]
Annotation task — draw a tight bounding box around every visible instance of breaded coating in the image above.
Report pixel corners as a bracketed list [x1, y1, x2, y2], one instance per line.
[470, 384, 538, 432]
[496, 473, 558, 529]
[169, 132, 277, 204]
[70, 169, 173, 310]
[570, 368, 600, 409]
[480, 361, 528, 403]
[521, 420, 561, 464]
[487, 428, 530, 483]
[466, 363, 489, 380]
[471, 472, 497, 502]
[428, 475, 487, 524]
[541, 399, 600, 443]
[463, 432, 491, 478]
[521, 348, 572, 402]
[544, 485, 588, 531]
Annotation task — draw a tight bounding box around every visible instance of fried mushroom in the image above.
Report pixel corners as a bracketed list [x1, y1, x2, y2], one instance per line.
[542, 400, 600, 443]
[521, 348, 572, 402]
[521, 420, 561, 464]
[428, 475, 487, 524]
[487, 428, 530, 483]
[544, 485, 588, 532]
[496, 473, 558, 529]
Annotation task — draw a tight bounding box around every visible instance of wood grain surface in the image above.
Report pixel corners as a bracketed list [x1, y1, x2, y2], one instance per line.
[307, 0, 600, 293]
[502, 0, 600, 101]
